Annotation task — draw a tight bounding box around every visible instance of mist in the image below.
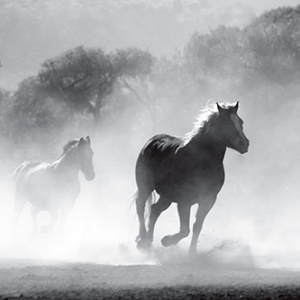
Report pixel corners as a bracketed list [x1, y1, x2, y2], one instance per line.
[0, 96, 299, 271]
[1, 0, 300, 274]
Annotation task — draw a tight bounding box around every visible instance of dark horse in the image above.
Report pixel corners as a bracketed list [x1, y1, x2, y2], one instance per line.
[12, 136, 95, 236]
[134, 102, 249, 255]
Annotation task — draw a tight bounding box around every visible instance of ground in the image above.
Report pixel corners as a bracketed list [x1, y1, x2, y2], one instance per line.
[0, 259, 300, 299]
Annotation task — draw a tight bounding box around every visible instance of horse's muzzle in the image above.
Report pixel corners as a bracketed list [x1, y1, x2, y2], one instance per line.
[85, 172, 95, 181]
[237, 138, 249, 154]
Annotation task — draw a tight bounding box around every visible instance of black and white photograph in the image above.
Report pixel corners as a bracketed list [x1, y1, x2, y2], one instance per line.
[1, 0, 300, 298]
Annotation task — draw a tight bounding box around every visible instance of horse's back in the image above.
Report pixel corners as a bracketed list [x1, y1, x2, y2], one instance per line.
[14, 161, 43, 181]
[139, 134, 181, 163]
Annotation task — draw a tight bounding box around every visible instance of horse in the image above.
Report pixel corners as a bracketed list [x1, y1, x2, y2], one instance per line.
[12, 136, 95, 236]
[134, 102, 249, 255]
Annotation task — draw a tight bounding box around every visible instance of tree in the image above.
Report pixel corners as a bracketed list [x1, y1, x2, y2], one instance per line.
[38, 46, 153, 125]
[243, 5, 300, 84]
[183, 26, 249, 102]
[184, 26, 244, 77]
[6, 76, 72, 157]
[117, 53, 202, 134]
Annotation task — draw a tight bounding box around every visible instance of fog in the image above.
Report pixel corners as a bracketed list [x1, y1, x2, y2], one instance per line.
[0, 97, 299, 271]
[1, 0, 300, 274]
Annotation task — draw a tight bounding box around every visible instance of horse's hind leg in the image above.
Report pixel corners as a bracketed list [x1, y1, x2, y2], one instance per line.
[161, 202, 191, 247]
[41, 210, 59, 234]
[135, 155, 154, 250]
[147, 196, 171, 243]
[11, 194, 26, 236]
[136, 189, 151, 248]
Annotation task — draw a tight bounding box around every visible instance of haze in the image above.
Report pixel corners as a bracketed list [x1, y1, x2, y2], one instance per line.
[0, 0, 300, 271]
[0, 0, 299, 90]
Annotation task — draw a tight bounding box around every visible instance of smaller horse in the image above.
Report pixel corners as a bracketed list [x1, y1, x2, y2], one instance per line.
[12, 136, 95, 236]
[134, 102, 249, 255]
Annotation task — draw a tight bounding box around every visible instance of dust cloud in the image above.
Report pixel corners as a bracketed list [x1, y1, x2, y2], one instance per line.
[0, 97, 299, 272]
[0, 0, 300, 276]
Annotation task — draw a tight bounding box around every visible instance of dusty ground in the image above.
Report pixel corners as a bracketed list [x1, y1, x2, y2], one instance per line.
[0, 259, 300, 299]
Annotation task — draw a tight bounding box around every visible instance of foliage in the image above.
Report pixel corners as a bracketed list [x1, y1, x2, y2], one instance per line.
[1, 5, 300, 164]
[38, 46, 153, 124]
[184, 5, 300, 90]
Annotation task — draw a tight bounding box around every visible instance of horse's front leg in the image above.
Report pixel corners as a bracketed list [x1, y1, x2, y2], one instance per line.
[189, 196, 217, 256]
[11, 194, 26, 236]
[58, 209, 71, 232]
[161, 202, 191, 247]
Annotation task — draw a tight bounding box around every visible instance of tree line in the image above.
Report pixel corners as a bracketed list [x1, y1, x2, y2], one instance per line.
[1, 5, 300, 163]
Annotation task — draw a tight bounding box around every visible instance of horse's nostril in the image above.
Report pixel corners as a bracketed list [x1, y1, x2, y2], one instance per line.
[237, 139, 249, 153]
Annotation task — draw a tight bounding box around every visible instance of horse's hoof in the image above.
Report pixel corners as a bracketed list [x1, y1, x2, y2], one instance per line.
[161, 235, 173, 247]
[136, 238, 152, 252]
[135, 235, 141, 243]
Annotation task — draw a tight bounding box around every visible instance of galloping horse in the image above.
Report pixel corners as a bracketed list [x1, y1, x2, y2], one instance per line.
[134, 102, 249, 255]
[12, 136, 95, 236]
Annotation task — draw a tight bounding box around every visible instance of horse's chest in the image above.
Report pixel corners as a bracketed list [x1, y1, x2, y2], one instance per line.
[184, 162, 223, 189]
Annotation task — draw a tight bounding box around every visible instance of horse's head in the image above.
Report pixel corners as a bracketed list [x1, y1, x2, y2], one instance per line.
[76, 136, 96, 181]
[214, 102, 249, 154]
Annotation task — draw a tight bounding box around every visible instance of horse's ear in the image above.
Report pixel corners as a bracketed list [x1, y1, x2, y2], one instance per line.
[217, 102, 225, 114]
[233, 101, 239, 113]
[86, 136, 91, 145]
[78, 137, 84, 146]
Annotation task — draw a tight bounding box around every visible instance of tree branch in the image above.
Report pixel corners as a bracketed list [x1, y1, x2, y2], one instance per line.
[118, 78, 151, 111]
[61, 74, 90, 91]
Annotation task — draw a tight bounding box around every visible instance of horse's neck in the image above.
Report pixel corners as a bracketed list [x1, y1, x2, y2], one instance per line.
[187, 133, 226, 161]
[53, 153, 79, 176]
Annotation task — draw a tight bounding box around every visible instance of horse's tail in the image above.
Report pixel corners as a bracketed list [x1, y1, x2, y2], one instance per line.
[131, 190, 156, 218]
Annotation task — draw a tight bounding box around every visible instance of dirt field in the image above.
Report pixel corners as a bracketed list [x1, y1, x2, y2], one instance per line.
[0, 259, 300, 299]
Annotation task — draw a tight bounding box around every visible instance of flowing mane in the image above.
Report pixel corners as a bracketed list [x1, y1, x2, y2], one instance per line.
[181, 102, 236, 146]
[62, 139, 79, 155]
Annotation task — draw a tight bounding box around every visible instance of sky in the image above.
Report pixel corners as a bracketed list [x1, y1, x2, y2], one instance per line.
[0, 0, 300, 90]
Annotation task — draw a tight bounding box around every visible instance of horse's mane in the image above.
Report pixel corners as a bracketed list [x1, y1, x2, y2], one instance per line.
[181, 101, 234, 147]
[62, 139, 79, 155]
